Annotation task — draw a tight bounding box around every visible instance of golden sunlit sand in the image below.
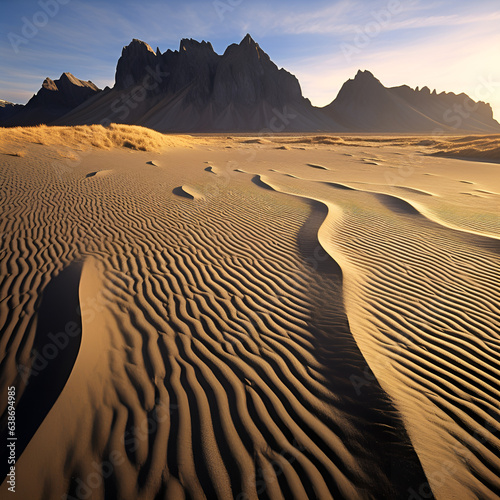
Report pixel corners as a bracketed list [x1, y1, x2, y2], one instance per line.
[1, 126, 499, 499]
[0, 123, 191, 153]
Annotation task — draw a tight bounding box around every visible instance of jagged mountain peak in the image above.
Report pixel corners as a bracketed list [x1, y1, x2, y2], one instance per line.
[4, 35, 498, 133]
[333, 69, 386, 107]
[354, 69, 376, 79]
[324, 69, 500, 132]
[60, 35, 325, 131]
[221, 33, 268, 62]
[40, 73, 98, 92]
[42, 77, 57, 91]
[351, 70, 383, 86]
[1, 71, 101, 126]
[179, 38, 215, 53]
[240, 33, 258, 46]
[58, 72, 99, 90]
[127, 38, 155, 54]
[115, 39, 158, 90]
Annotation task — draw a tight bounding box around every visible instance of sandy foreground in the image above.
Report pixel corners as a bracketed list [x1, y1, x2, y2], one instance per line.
[0, 127, 499, 499]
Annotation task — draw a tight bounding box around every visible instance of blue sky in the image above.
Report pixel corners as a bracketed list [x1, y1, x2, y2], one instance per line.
[1, 0, 500, 118]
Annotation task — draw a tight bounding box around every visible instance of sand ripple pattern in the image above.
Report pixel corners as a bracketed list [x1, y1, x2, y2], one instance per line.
[259, 172, 500, 500]
[0, 149, 430, 499]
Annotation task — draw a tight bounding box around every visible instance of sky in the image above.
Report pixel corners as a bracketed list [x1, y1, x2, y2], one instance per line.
[1, 0, 500, 119]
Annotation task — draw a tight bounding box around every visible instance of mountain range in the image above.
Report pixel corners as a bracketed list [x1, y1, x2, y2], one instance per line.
[2, 35, 499, 133]
[0, 73, 100, 127]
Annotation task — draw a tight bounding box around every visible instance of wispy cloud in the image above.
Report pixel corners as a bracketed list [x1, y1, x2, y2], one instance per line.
[266, 1, 359, 35]
[232, 1, 500, 37]
[381, 10, 500, 30]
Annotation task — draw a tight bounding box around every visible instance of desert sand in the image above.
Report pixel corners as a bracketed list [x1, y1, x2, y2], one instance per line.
[0, 126, 499, 499]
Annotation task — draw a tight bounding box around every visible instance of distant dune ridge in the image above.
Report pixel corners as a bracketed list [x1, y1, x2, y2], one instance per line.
[2, 35, 499, 132]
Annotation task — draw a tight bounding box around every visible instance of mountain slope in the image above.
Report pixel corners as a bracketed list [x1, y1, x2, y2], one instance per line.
[1, 73, 100, 127]
[323, 70, 500, 133]
[58, 36, 341, 132]
[0, 100, 23, 123]
[4, 38, 499, 133]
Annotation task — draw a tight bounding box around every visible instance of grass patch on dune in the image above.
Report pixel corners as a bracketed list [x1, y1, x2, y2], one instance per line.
[0, 124, 191, 152]
[427, 136, 500, 162]
[231, 134, 500, 154]
[275, 134, 500, 158]
[432, 146, 500, 162]
[56, 150, 79, 160]
[289, 136, 346, 145]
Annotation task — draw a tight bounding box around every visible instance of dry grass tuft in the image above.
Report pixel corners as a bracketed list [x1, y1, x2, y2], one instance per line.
[0, 124, 191, 152]
[56, 150, 79, 160]
[426, 135, 500, 162]
[225, 134, 500, 154]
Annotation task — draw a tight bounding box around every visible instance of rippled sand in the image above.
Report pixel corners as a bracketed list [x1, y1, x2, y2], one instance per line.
[0, 130, 499, 499]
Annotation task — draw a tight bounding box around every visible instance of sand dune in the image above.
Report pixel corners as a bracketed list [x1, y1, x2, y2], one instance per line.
[250, 165, 500, 499]
[306, 164, 329, 170]
[1, 128, 499, 499]
[173, 185, 206, 200]
[0, 123, 191, 152]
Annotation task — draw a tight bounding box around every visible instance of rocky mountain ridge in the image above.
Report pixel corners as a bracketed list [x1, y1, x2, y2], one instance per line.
[2, 37, 499, 133]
